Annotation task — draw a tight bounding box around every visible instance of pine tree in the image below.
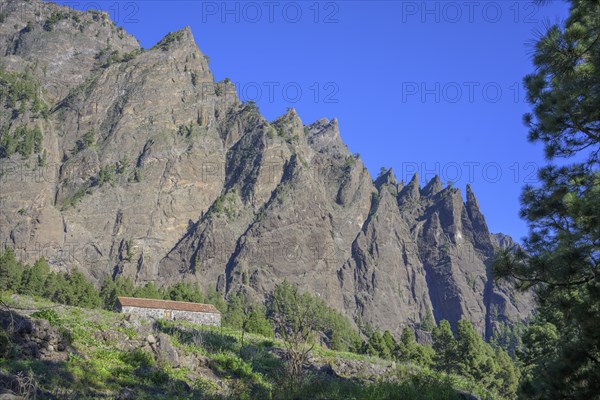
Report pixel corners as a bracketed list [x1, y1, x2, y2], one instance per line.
[65, 269, 101, 308]
[49, 272, 73, 304]
[20, 257, 50, 296]
[420, 309, 435, 332]
[100, 277, 119, 310]
[114, 276, 135, 297]
[43, 272, 60, 299]
[224, 292, 246, 330]
[205, 287, 227, 312]
[367, 331, 391, 359]
[455, 320, 496, 387]
[225, 292, 272, 345]
[134, 282, 163, 299]
[432, 320, 457, 373]
[0, 248, 23, 292]
[245, 306, 272, 337]
[494, 348, 520, 400]
[493, 1, 600, 396]
[396, 326, 434, 367]
[382, 330, 397, 353]
[396, 327, 415, 362]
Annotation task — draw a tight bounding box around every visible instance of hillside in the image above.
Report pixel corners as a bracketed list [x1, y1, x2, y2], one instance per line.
[0, 0, 532, 339]
[0, 294, 499, 399]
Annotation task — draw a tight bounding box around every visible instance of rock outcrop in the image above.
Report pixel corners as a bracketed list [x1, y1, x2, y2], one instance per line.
[0, 0, 533, 338]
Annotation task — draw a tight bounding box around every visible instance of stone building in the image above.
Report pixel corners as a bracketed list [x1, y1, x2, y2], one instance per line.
[117, 297, 221, 326]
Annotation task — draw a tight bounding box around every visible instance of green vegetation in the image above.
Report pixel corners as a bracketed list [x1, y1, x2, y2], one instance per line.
[0, 67, 48, 120]
[0, 248, 101, 308]
[99, 48, 142, 67]
[243, 100, 259, 114]
[0, 68, 49, 159]
[153, 30, 185, 51]
[0, 298, 211, 398]
[61, 186, 90, 210]
[177, 122, 195, 138]
[0, 125, 43, 159]
[74, 129, 95, 153]
[0, 248, 520, 398]
[0, 290, 500, 399]
[224, 292, 273, 341]
[211, 191, 240, 220]
[96, 164, 116, 187]
[268, 110, 302, 144]
[420, 309, 436, 332]
[358, 319, 521, 399]
[43, 10, 70, 31]
[132, 166, 142, 182]
[493, 1, 600, 398]
[61, 159, 131, 209]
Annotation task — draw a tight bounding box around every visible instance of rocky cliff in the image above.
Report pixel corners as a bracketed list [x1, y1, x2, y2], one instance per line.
[0, 0, 533, 338]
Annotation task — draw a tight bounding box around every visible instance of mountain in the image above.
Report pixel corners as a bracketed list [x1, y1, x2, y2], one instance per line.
[0, 294, 495, 399]
[0, 0, 533, 338]
[491, 233, 519, 251]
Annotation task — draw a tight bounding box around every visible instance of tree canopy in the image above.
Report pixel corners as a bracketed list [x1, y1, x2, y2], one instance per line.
[495, 1, 600, 397]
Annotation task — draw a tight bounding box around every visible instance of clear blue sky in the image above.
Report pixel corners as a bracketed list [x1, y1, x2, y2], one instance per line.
[55, 0, 570, 241]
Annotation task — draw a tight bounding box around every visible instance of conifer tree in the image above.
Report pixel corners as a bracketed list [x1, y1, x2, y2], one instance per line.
[0, 248, 23, 292]
[20, 257, 50, 296]
[432, 320, 457, 372]
[494, 1, 600, 396]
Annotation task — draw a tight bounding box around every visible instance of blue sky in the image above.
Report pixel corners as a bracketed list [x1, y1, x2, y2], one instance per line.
[55, 0, 570, 241]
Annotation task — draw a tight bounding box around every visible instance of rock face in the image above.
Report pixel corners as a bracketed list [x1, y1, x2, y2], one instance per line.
[0, 0, 533, 338]
[491, 232, 519, 251]
[0, 307, 72, 361]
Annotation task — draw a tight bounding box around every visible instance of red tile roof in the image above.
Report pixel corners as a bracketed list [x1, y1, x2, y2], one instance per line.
[117, 297, 220, 314]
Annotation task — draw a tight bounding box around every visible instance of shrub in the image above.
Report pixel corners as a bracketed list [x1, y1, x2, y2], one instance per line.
[31, 309, 61, 326]
[120, 349, 155, 368]
[44, 11, 70, 31]
[153, 30, 185, 51]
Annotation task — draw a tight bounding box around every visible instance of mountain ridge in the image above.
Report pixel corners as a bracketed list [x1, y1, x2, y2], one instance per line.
[0, 0, 533, 339]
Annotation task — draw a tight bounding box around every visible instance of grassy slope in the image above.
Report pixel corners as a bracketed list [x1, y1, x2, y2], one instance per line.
[0, 295, 496, 399]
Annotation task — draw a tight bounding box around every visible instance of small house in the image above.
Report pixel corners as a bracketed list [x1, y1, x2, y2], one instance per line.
[117, 297, 221, 327]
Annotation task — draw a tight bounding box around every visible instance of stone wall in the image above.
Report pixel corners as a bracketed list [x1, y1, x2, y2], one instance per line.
[121, 306, 221, 327]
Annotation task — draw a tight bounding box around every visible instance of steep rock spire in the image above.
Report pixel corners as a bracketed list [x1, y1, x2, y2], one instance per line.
[421, 175, 443, 197]
[374, 167, 397, 190]
[398, 173, 420, 204]
[465, 184, 493, 251]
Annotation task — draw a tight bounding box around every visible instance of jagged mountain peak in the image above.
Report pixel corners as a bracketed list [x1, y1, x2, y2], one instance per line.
[374, 168, 397, 189]
[491, 232, 519, 250]
[398, 173, 420, 204]
[0, 0, 140, 95]
[420, 175, 443, 197]
[284, 107, 300, 119]
[272, 107, 304, 132]
[465, 184, 479, 207]
[0, 0, 533, 341]
[305, 117, 346, 155]
[154, 26, 200, 52]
